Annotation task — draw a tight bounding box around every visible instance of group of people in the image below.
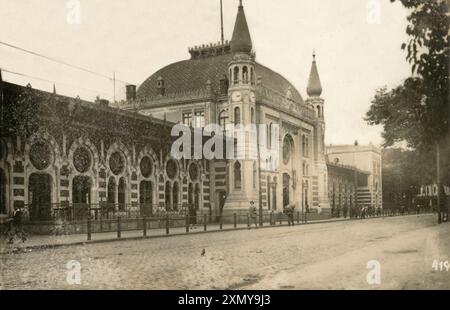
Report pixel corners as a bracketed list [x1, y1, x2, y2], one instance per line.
[248, 201, 296, 227]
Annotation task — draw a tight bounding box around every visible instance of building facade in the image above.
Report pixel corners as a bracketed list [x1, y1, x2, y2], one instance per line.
[0, 81, 211, 221]
[326, 144, 383, 209]
[327, 161, 370, 216]
[121, 2, 330, 216]
[0, 1, 384, 224]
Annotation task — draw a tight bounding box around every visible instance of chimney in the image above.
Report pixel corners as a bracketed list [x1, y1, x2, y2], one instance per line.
[126, 84, 137, 101]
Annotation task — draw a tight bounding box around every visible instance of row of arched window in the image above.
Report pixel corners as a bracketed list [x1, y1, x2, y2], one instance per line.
[230, 65, 255, 85]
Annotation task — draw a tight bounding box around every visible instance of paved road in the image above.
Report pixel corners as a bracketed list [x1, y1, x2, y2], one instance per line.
[0, 214, 448, 289]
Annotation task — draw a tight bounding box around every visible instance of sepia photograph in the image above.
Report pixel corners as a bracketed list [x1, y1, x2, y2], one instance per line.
[0, 0, 449, 298]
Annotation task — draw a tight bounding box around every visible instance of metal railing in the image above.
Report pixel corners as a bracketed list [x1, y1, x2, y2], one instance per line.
[16, 207, 436, 242]
[21, 203, 190, 222]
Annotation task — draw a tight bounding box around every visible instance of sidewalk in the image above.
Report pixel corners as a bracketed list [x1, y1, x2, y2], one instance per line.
[0, 215, 418, 253]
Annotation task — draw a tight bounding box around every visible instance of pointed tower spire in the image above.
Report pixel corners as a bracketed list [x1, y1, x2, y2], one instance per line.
[307, 50, 323, 97]
[230, 0, 252, 54]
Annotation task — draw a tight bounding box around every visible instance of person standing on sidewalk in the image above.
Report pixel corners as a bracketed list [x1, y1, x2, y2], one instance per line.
[188, 204, 197, 230]
[284, 204, 295, 226]
[249, 201, 258, 228]
[439, 186, 448, 222]
[7, 207, 27, 244]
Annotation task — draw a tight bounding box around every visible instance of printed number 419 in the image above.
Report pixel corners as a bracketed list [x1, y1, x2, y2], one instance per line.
[432, 260, 449, 272]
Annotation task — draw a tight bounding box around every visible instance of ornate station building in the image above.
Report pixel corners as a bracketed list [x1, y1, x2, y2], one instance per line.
[121, 1, 330, 216]
[0, 1, 378, 223]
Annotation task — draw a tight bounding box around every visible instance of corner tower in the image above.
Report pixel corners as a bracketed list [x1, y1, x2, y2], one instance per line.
[306, 51, 330, 210]
[224, 0, 259, 214]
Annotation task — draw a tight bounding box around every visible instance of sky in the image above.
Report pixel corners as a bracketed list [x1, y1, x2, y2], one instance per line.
[0, 0, 412, 146]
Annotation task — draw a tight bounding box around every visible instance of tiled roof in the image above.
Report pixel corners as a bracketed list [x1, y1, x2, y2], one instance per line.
[137, 53, 305, 104]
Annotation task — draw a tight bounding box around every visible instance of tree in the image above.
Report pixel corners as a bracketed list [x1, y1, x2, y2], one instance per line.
[366, 0, 449, 223]
[382, 148, 435, 210]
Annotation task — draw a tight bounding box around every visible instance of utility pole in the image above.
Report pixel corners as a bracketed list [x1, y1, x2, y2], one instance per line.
[0, 69, 4, 137]
[437, 141, 442, 224]
[113, 72, 116, 104]
[257, 110, 263, 227]
[220, 0, 224, 45]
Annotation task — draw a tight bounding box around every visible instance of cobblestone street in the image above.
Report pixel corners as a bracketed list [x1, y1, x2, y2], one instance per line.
[1, 214, 449, 290]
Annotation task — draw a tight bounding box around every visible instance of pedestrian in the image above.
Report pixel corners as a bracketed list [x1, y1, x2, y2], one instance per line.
[289, 204, 295, 226]
[284, 204, 295, 226]
[439, 186, 448, 223]
[188, 204, 197, 229]
[218, 192, 227, 222]
[317, 204, 322, 215]
[249, 201, 258, 228]
[7, 207, 27, 244]
[361, 207, 366, 219]
[343, 205, 348, 219]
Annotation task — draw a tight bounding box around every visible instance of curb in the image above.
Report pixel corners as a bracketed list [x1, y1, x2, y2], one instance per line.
[0, 214, 434, 254]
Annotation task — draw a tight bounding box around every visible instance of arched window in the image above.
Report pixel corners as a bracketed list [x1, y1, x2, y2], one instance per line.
[110, 152, 125, 176]
[282, 135, 294, 165]
[73, 147, 92, 173]
[165, 181, 172, 210]
[140, 156, 153, 178]
[118, 177, 126, 210]
[317, 106, 321, 118]
[30, 141, 51, 171]
[173, 182, 179, 211]
[242, 66, 249, 84]
[219, 110, 229, 132]
[233, 66, 239, 84]
[234, 161, 242, 190]
[234, 107, 241, 125]
[107, 176, 116, 204]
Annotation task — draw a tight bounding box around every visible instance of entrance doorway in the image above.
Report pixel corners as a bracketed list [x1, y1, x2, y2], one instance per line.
[29, 173, 52, 221]
[139, 181, 153, 216]
[72, 176, 91, 219]
[194, 184, 200, 211]
[72, 176, 91, 204]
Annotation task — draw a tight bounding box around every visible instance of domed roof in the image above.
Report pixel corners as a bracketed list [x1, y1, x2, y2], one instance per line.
[137, 53, 304, 104]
